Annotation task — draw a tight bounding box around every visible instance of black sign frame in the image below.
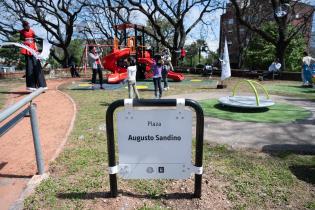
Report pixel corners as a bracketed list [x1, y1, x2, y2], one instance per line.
[106, 99, 204, 198]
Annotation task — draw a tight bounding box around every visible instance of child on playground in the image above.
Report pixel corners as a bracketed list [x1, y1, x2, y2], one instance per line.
[126, 57, 140, 99]
[161, 48, 173, 90]
[152, 56, 163, 99]
[88, 46, 104, 90]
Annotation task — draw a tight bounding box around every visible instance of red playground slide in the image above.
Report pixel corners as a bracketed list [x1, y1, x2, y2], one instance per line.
[167, 70, 184, 81]
[102, 48, 130, 83]
[102, 48, 185, 83]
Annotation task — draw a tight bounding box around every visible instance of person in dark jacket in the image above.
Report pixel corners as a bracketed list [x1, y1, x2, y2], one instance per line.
[68, 55, 80, 78]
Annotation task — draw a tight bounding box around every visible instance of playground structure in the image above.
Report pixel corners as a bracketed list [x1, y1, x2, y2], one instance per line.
[218, 79, 275, 108]
[81, 23, 184, 84]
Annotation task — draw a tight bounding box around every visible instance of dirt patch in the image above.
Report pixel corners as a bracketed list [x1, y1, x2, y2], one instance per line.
[76, 166, 231, 210]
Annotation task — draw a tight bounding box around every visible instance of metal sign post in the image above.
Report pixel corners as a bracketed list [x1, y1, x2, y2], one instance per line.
[106, 99, 204, 198]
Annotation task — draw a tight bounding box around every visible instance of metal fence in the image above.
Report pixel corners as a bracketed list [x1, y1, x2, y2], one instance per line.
[0, 88, 46, 174]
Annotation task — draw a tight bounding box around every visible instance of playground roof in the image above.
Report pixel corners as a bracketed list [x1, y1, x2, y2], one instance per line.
[114, 23, 145, 31]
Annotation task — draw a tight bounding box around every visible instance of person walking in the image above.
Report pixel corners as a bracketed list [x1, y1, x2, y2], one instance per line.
[88, 46, 104, 90]
[152, 56, 163, 99]
[258, 58, 281, 81]
[302, 52, 315, 86]
[126, 57, 140, 99]
[19, 20, 47, 91]
[68, 55, 80, 78]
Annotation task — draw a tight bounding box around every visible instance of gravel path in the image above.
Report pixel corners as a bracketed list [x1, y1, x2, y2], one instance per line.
[0, 79, 76, 210]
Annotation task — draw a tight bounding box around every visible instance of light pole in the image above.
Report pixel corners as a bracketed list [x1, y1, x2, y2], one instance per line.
[198, 44, 209, 64]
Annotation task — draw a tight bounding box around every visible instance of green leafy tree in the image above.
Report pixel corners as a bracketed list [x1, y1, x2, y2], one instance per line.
[0, 34, 25, 70]
[230, 0, 314, 71]
[183, 39, 210, 66]
[244, 22, 306, 72]
[67, 39, 85, 65]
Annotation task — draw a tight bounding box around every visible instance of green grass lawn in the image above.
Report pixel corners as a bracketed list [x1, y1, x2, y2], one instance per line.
[20, 76, 315, 209]
[200, 99, 311, 123]
[0, 79, 24, 109]
[0, 87, 6, 109]
[267, 84, 315, 100]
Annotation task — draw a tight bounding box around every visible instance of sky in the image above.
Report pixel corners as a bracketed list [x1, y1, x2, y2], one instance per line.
[124, 0, 315, 52]
[30, 0, 315, 52]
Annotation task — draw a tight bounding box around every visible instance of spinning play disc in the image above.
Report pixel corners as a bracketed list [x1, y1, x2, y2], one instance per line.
[219, 96, 274, 108]
[218, 80, 275, 109]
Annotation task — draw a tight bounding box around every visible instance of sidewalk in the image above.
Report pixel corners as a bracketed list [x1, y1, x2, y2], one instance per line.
[0, 79, 76, 210]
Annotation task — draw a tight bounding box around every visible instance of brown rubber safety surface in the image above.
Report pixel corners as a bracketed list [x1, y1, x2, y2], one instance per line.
[0, 79, 76, 210]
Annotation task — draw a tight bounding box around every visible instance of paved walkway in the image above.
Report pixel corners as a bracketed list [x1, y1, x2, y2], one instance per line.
[166, 92, 315, 152]
[0, 79, 76, 210]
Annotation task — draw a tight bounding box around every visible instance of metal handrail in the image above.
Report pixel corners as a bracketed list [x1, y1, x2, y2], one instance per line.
[0, 87, 46, 174]
[0, 88, 45, 122]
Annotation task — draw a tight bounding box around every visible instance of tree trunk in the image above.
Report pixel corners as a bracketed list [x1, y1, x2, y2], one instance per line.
[62, 48, 69, 68]
[276, 40, 287, 71]
[171, 49, 178, 67]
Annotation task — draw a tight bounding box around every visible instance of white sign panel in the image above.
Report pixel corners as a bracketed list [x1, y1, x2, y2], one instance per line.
[117, 108, 192, 179]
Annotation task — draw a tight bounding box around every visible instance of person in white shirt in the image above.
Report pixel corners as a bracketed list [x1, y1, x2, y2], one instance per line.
[302, 52, 315, 86]
[126, 57, 140, 99]
[259, 58, 281, 81]
[161, 48, 173, 90]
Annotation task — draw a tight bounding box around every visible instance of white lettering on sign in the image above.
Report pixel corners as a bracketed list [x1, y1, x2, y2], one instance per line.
[117, 109, 193, 179]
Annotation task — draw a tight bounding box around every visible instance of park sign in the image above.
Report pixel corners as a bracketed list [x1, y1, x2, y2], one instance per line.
[117, 108, 192, 179]
[106, 98, 204, 198]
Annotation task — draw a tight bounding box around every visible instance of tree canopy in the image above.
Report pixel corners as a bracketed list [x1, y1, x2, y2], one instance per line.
[244, 22, 306, 72]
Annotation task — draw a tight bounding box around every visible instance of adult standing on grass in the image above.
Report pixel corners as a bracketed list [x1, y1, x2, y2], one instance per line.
[20, 20, 47, 91]
[126, 57, 140, 99]
[152, 56, 163, 99]
[302, 52, 315, 87]
[88, 46, 104, 90]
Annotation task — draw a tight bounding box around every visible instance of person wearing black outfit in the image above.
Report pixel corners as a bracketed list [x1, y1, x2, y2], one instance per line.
[68, 55, 80, 78]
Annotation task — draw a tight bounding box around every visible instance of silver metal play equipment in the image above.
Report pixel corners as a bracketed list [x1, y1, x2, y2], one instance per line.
[218, 80, 275, 109]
